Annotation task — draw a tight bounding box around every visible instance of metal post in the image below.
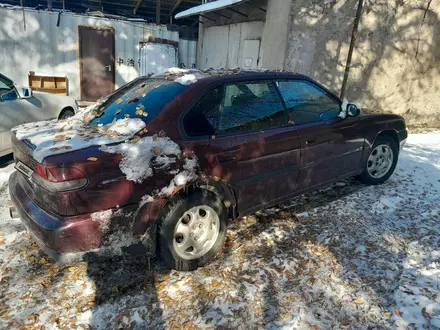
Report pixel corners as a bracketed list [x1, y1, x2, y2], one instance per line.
[156, 0, 161, 24]
[340, 0, 364, 100]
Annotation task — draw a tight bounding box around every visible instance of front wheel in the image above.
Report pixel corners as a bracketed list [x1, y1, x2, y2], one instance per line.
[157, 191, 228, 271]
[358, 135, 399, 185]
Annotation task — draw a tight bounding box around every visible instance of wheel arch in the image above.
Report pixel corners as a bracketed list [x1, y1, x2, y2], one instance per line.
[374, 129, 400, 150]
[58, 106, 75, 120]
[175, 178, 238, 223]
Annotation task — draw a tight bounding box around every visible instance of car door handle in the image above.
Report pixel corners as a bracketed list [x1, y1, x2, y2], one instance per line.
[305, 137, 317, 145]
[216, 151, 238, 163]
[217, 154, 237, 162]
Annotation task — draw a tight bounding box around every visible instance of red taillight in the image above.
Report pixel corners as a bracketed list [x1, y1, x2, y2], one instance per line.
[46, 167, 86, 182]
[35, 164, 86, 182]
[36, 163, 47, 179]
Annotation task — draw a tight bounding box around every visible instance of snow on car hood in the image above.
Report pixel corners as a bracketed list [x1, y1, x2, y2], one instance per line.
[12, 102, 146, 163]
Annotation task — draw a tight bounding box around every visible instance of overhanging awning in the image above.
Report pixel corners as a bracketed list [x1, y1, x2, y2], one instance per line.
[175, 0, 249, 19]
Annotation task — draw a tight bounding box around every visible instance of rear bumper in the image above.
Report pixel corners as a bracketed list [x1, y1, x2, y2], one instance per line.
[9, 171, 103, 257]
[8, 171, 156, 262]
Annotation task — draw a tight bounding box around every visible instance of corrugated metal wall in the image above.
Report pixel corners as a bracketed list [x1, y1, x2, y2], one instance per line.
[178, 39, 197, 69]
[0, 7, 197, 100]
[200, 21, 264, 70]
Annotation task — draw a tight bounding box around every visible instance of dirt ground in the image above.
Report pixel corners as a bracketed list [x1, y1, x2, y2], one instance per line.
[1, 131, 440, 330]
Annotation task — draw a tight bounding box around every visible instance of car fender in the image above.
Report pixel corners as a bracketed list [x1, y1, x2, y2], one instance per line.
[32, 91, 78, 118]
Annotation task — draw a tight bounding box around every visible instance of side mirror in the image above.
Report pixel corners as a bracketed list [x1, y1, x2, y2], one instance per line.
[347, 103, 361, 117]
[17, 87, 33, 99]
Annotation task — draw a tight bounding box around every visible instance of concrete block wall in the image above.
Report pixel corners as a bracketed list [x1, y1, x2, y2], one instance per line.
[284, 0, 440, 126]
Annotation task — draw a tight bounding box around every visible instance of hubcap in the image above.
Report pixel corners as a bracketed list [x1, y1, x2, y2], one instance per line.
[367, 144, 394, 179]
[173, 206, 220, 260]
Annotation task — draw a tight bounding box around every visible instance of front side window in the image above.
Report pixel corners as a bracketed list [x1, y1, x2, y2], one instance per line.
[184, 80, 286, 136]
[90, 78, 188, 126]
[0, 74, 18, 102]
[277, 80, 341, 124]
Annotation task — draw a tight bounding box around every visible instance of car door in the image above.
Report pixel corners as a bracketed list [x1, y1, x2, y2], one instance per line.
[183, 79, 301, 214]
[276, 79, 365, 190]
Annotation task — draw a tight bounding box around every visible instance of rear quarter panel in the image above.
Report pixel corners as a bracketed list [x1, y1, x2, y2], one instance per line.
[32, 92, 77, 120]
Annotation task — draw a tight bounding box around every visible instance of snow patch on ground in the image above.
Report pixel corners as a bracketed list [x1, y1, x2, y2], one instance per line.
[1, 131, 440, 329]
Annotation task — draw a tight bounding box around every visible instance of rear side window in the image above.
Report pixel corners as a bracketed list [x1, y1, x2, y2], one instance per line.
[276, 80, 341, 124]
[184, 80, 286, 136]
[90, 79, 188, 126]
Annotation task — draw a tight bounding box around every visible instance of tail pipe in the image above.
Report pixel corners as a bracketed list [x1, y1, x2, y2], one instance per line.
[9, 206, 19, 219]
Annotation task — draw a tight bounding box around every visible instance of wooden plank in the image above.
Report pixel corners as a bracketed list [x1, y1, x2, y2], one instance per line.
[147, 36, 178, 48]
[32, 87, 67, 95]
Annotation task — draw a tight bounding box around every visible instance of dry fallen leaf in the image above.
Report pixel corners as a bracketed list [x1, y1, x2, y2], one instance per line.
[115, 98, 123, 105]
[211, 279, 221, 287]
[87, 157, 98, 162]
[395, 307, 402, 317]
[130, 136, 141, 144]
[142, 111, 148, 117]
[0, 239, 5, 245]
[352, 298, 364, 305]
[152, 134, 159, 142]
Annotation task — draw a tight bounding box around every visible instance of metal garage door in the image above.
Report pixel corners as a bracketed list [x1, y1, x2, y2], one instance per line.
[139, 42, 178, 76]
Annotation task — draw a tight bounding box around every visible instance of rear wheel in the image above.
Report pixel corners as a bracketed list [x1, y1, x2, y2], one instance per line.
[157, 191, 228, 271]
[59, 108, 75, 120]
[358, 135, 399, 185]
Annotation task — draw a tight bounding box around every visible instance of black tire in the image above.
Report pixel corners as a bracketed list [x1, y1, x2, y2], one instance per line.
[59, 108, 75, 120]
[358, 135, 399, 185]
[157, 190, 228, 271]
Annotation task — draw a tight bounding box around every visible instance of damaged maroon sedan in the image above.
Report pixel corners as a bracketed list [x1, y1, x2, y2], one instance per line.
[9, 70, 407, 270]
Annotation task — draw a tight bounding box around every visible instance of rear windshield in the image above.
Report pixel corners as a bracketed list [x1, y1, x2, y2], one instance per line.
[90, 78, 188, 126]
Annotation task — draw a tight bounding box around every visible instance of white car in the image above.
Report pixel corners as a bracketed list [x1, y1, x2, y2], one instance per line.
[0, 73, 78, 157]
